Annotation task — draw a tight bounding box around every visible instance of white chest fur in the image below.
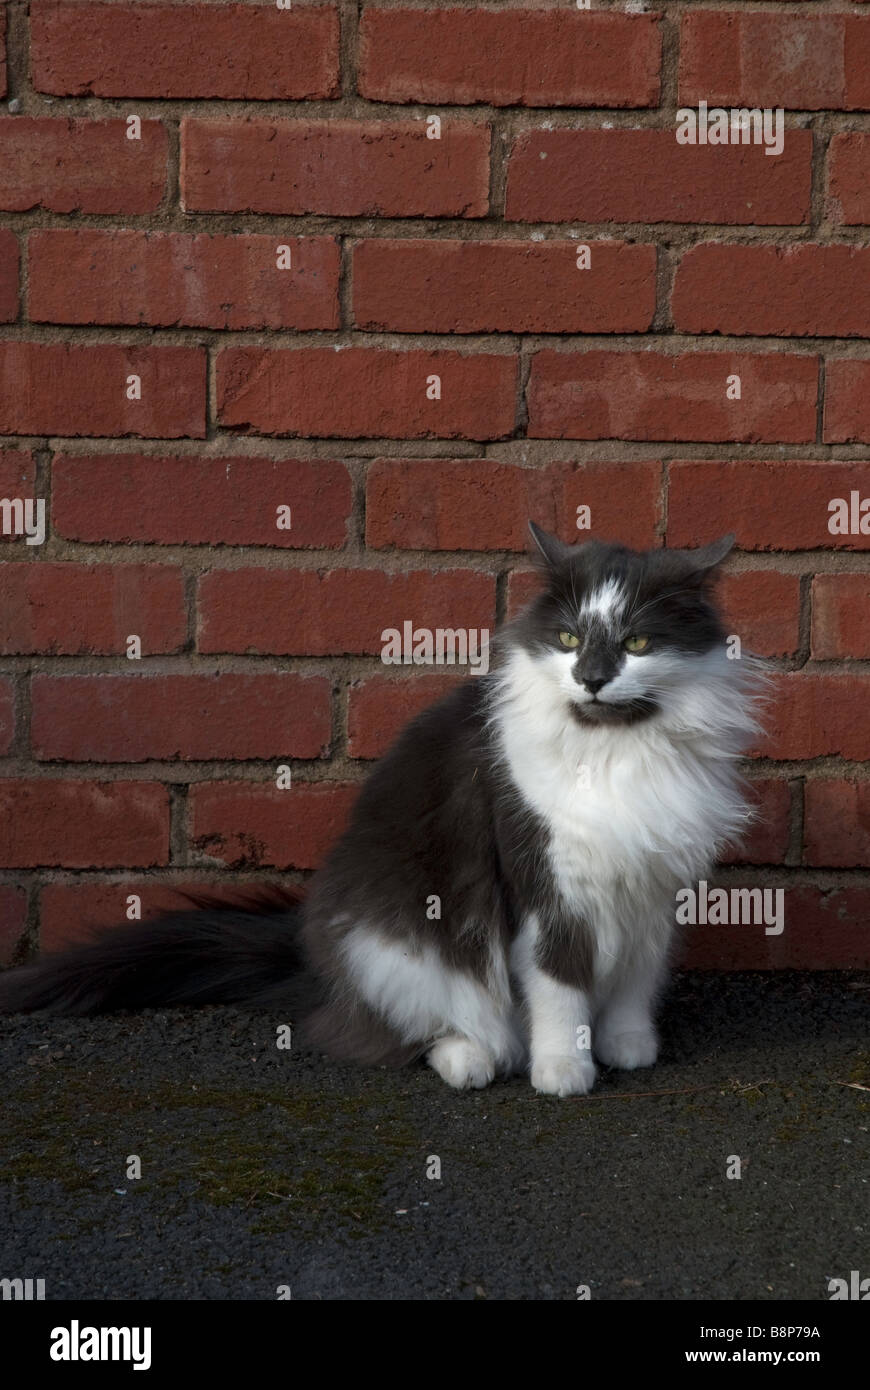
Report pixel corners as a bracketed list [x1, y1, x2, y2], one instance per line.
[491, 648, 757, 940]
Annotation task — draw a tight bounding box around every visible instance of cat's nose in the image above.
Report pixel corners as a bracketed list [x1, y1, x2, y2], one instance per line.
[583, 677, 607, 696]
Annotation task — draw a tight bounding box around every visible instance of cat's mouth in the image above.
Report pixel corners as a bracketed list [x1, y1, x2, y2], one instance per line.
[571, 696, 658, 726]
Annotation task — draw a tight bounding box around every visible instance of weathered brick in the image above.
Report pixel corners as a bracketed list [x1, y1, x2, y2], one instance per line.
[805, 780, 870, 866]
[680, 13, 849, 110]
[506, 129, 811, 225]
[353, 239, 656, 334]
[31, 1, 340, 99]
[757, 673, 870, 761]
[669, 460, 870, 550]
[31, 674, 331, 763]
[182, 118, 490, 217]
[0, 885, 27, 965]
[198, 567, 496, 656]
[718, 572, 800, 657]
[0, 228, 17, 321]
[0, 677, 14, 755]
[216, 347, 517, 441]
[52, 453, 351, 548]
[527, 351, 817, 443]
[0, 344, 206, 438]
[828, 133, 870, 223]
[190, 782, 358, 870]
[359, 9, 660, 108]
[811, 574, 870, 659]
[0, 117, 167, 214]
[681, 887, 870, 970]
[0, 781, 169, 868]
[674, 244, 870, 337]
[29, 231, 340, 330]
[347, 673, 464, 760]
[0, 563, 186, 656]
[824, 361, 870, 443]
[366, 458, 662, 553]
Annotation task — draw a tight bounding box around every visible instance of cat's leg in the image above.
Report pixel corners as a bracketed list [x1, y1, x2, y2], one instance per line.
[593, 948, 667, 1071]
[511, 914, 597, 1097]
[342, 923, 521, 1090]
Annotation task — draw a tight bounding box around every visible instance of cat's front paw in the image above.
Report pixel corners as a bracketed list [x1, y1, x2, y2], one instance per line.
[531, 1055, 598, 1097]
[595, 1028, 658, 1070]
[427, 1036, 495, 1090]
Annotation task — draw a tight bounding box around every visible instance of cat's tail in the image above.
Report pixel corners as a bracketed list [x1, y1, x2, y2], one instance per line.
[0, 890, 310, 1017]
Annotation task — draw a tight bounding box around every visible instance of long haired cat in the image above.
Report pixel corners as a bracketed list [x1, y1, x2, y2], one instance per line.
[0, 526, 764, 1096]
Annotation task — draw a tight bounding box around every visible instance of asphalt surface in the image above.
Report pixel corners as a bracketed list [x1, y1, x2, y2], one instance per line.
[0, 972, 867, 1302]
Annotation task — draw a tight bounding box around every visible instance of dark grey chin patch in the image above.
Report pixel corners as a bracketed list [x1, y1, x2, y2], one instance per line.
[570, 696, 659, 727]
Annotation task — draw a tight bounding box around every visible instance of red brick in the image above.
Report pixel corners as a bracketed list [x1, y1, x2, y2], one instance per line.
[721, 778, 792, 866]
[527, 351, 817, 444]
[673, 244, 870, 338]
[0, 781, 169, 868]
[29, 231, 340, 331]
[31, 1, 340, 100]
[825, 361, 870, 444]
[0, 677, 14, 755]
[31, 674, 331, 763]
[718, 572, 800, 658]
[0, 343, 205, 438]
[198, 568, 496, 656]
[182, 118, 490, 217]
[52, 453, 351, 548]
[39, 878, 303, 953]
[190, 781, 358, 870]
[359, 9, 660, 108]
[0, 886, 27, 966]
[681, 887, 870, 970]
[680, 14, 849, 110]
[811, 574, 870, 659]
[0, 450, 36, 517]
[0, 117, 167, 214]
[347, 673, 464, 760]
[366, 458, 662, 553]
[505, 129, 811, 226]
[669, 460, 870, 551]
[757, 673, 870, 761]
[353, 240, 656, 335]
[805, 780, 870, 867]
[828, 134, 870, 223]
[0, 564, 186, 656]
[507, 568, 544, 620]
[216, 347, 517, 441]
[0, 228, 17, 321]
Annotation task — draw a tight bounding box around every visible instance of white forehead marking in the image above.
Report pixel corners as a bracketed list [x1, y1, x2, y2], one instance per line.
[579, 578, 626, 628]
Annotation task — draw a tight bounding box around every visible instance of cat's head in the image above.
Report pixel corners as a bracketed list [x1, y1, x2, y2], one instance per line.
[507, 524, 736, 727]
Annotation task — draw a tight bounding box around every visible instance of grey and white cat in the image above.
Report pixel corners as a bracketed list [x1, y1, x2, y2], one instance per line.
[0, 526, 764, 1096]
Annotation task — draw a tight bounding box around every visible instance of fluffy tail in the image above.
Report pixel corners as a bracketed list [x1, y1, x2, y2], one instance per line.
[0, 891, 309, 1017]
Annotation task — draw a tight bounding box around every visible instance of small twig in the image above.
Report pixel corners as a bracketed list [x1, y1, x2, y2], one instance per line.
[833, 1081, 870, 1093]
[574, 1078, 772, 1102]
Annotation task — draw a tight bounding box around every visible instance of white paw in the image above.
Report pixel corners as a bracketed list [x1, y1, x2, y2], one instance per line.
[595, 1028, 658, 1070]
[427, 1036, 495, 1090]
[531, 1055, 598, 1097]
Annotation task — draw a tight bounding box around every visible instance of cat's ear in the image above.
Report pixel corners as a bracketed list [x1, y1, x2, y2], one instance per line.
[675, 533, 736, 583]
[528, 521, 571, 570]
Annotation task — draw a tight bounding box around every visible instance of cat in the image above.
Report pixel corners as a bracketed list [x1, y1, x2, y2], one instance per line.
[0, 525, 765, 1096]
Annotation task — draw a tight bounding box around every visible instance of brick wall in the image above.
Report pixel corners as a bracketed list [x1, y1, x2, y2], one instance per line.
[1, 0, 869, 971]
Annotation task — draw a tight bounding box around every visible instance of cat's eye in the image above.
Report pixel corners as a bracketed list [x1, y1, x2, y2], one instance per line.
[558, 631, 580, 649]
[624, 635, 650, 653]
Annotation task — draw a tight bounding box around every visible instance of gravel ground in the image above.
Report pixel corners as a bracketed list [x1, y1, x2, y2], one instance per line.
[0, 971, 867, 1302]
